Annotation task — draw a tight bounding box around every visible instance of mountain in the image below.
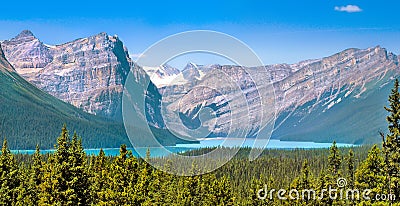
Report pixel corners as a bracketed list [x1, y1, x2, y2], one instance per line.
[2, 31, 133, 121]
[271, 46, 399, 144]
[0, 39, 187, 149]
[146, 46, 400, 144]
[0, 30, 53, 75]
[142, 64, 181, 88]
[0, 42, 130, 149]
[144, 64, 180, 79]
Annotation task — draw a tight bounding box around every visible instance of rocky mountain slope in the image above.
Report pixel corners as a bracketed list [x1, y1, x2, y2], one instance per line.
[0, 42, 130, 149]
[0, 32, 191, 148]
[148, 46, 399, 144]
[2, 31, 143, 122]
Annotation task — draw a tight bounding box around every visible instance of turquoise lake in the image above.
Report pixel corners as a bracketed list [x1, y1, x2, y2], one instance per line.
[11, 138, 355, 157]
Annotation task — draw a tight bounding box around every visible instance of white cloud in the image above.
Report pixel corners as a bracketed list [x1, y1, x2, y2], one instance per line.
[334, 5, 362, 13]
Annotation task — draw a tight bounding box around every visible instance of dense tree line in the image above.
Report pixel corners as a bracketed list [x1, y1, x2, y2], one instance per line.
[0, 125, 234, 205]
[0, 128, 384, 205]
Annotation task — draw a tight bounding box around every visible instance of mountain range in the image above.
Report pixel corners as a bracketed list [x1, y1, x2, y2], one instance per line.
[147, 47, 399, 144]
[1, 30, 399, 147]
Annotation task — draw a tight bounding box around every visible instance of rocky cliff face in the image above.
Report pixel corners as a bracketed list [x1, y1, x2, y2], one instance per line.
[1, 30, 53, 76]
[2, 31, 145, 122]
[147, 46, 400, 143]
[273, 46, 398, 112]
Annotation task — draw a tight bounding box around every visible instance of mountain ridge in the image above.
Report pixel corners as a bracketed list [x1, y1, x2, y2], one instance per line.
[1, 30, 165, 126]
[149, 46, 399, 144]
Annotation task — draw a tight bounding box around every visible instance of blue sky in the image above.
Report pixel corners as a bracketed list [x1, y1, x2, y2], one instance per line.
[0, 0, 399, 67]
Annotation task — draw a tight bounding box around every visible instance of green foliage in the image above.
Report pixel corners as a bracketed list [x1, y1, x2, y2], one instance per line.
[37, 126, 90, 205]
[355, 145, 386, 205]
[0, 138, 21, 205]
[382, 78, 400, 199]
[328, 141, 342, 176]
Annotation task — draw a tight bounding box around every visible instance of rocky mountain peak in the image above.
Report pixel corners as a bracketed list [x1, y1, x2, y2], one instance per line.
[1, 30, 52, 75]
[15, 30, 35, 39]
[183, 62, 199, 71]
[159, 64, 180, 76]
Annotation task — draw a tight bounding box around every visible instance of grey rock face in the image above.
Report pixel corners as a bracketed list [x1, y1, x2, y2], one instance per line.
[274, 46, 399, 113]
[1, 30, 53, 77]
[2, 31, 132, 120]
[147, 46, 400, 143]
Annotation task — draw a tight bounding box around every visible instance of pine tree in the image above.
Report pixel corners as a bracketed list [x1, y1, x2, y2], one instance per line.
[210, 175, 235, 205]
[134, 155, 152, 205]
[67, 132, 90, 205]
[290, 160, 314, 205]
[39, 125, 90, 205]
[28, 145, 43, 205]
[53, 124, 72, 205]
[32, 145, 43, 186]
[328, 141, 342, 176]
[16, 163, 36, 206]
[347, 149, 355, 189]
[355, 145, 386, 204]
[38, 154, 56, 205]
[0, 138, 21, 205]
[90, 148, 109, 205]
[383, 78, 400, 198]
[247, 176, 269, 206]
[108, 144, 131, 205]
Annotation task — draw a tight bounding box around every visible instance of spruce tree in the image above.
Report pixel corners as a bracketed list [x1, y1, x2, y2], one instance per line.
[355, 145, 386, 204]
[67, 132, 90, 205]
[28, 145, 43, 205]
[347, 149, 355, 189]
[290, 160, 314, 206]
[90, 148, 109, 205]
[0, 138, 21, 205]
[108, 144, 130, 205]
[328, 141, 342, 176]
[383, 78, 400, 198]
